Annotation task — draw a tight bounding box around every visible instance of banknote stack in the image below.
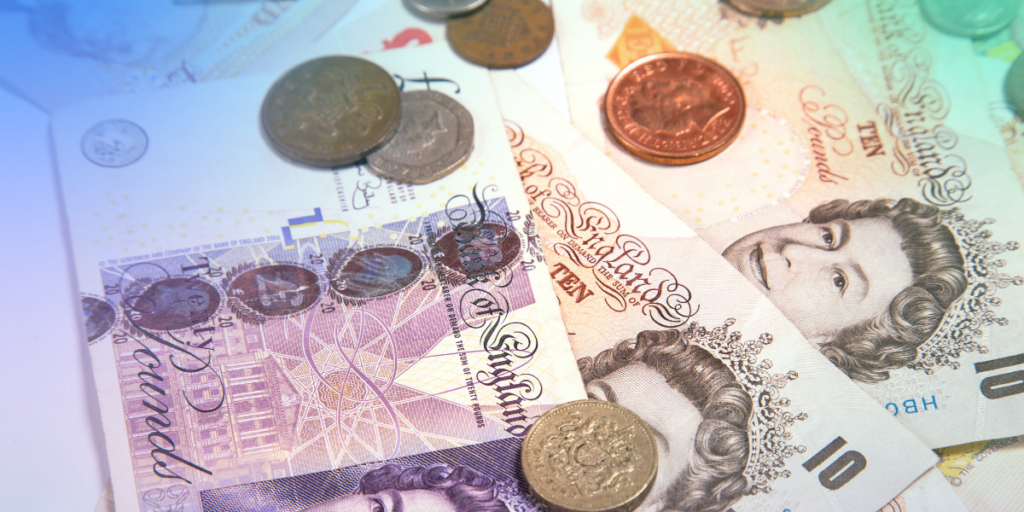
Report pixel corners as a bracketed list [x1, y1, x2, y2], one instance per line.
[23, 0, 1024, 511]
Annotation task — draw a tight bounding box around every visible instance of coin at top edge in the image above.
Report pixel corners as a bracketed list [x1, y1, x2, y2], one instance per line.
[522, 400, 658, 512]
[725, 0, 832, 17]
[446, 0, 554, 69]
[367, 90, 474, 184]
[918, 0, 1018, 38]
[261, 56, 401, 168]
[604, 52, 746, 166]
[407, 0, 490, 17]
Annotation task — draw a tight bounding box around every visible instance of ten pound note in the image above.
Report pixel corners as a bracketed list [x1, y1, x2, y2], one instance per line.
[489, 71, 938, 512]
[554, 0, 1024, 448]
[52, 43, 585, 512]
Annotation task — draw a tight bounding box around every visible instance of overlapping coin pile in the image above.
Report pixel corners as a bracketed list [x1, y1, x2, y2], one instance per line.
[260, 55, 475, 184]
[259, 0, 558, 184]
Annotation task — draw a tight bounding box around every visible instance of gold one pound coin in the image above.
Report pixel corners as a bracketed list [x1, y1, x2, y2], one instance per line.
[261, 56, 401, 167]
[522, 400, 658, 512]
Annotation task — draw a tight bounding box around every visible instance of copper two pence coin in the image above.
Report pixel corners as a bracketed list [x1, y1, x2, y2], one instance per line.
[446, 0, 554, 69]
[726, 0, 832, 17]
[261, 56, 401, 168]
[604, 52, 745, 166]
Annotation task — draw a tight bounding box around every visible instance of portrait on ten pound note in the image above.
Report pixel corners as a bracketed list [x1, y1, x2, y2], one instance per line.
[723, 197, 1020, 382]
[578, 321, 807, 512]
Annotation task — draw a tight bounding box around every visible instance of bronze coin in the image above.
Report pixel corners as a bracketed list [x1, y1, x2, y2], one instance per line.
[604, 52, 746, 166]
[726, 0, 832, 17]
[446, 0, 554, 69]
[522, 400, 658, 512]
[261, 56, 401, 167]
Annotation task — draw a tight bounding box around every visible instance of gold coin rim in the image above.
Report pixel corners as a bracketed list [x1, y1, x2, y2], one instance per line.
[521, 400, 659, 512]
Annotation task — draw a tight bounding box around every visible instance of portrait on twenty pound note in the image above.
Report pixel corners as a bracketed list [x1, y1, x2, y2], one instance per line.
[50, 43, 585, 512]
[200, 438, 545, 512]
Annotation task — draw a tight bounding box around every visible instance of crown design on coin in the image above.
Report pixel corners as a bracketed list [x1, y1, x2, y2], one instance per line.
[681, 319, 807, 495]
[538, 413, 643, 497]
[910, 208, 1022, 374]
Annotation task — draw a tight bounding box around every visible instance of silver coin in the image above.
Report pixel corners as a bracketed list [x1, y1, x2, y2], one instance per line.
[81, 119, 148, 167]
[367, 90, 474, 184]
[406, 0, 489, 17]
[919, 0, 1018, 38]
[1006, 53, 1024, 116]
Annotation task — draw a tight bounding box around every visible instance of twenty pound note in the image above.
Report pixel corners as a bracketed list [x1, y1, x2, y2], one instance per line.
[555, 0, 1024, 448]
[52, 43, 584, 512]
[490, 71, 937, 512]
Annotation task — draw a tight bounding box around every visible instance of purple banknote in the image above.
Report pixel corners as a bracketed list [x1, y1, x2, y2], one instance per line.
[201, 438, 542, 512]
[96, 193, 563, 512]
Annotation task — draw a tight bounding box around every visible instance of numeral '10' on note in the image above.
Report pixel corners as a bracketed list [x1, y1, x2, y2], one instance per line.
[976, 353, 1024, 399]
[802, 437, 867, 491]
